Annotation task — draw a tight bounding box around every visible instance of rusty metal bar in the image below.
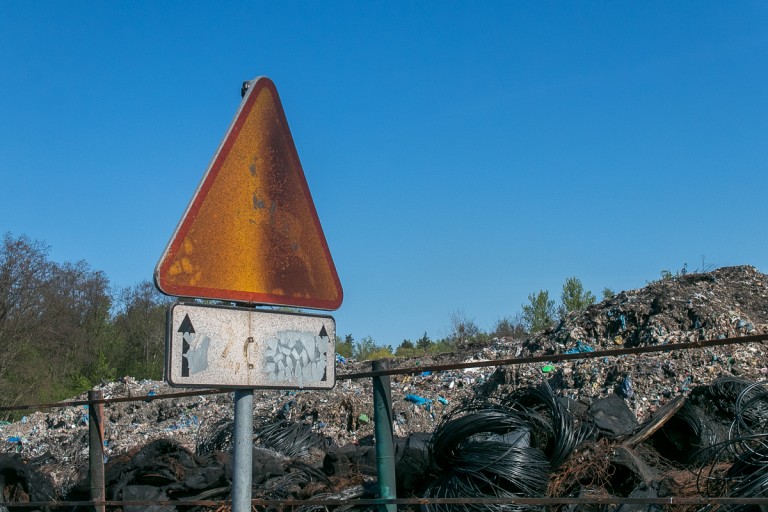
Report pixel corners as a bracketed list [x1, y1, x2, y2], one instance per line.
[339, 332, 768, 380]
[88, 390, 105, 512]
[9, 496, 768, 508]
[0, 387, 226, 412]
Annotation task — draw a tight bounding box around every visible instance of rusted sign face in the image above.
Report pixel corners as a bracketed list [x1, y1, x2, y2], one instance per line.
[166, 302, 335, 389]
[155, 77, 343, 310]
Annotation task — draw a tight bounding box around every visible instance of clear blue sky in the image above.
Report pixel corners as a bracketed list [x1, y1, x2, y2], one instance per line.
[1, 2, 766, 346]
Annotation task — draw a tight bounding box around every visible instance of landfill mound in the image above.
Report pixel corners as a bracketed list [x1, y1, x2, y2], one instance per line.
[1, 265, 767, 510]
[506, 265, 768, 422]
[532, 264, 766, 349]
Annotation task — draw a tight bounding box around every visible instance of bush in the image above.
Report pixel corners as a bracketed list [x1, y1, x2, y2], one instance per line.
[493, 316, 527, 338]
[416, 332, 431, 350]
[353, 336, 393, 361]
[449, 310, 481, 344]
[428, 339, 455, 354]
[336, 334, 354, 359]
[394, 346, 421, 358]
[522, 290, 556, 333]
[394, 336, 455, 358]
[559, 277, 596, 318]
[364, 347, 395, 361]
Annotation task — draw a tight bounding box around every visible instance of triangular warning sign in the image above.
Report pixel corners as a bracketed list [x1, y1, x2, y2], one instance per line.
[155, 77, 343, 310]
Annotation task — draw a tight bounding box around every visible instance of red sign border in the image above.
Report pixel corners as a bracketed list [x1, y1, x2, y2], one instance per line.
[154, 77, 343, 311]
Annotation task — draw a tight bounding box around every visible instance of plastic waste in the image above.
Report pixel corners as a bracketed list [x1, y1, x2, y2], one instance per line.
[616, 375, 634, 399]
[541, 365, 555, 373]
[281, 400, 295, 415]
[565, 340, 595, 354]
[405, 394, 433, 408]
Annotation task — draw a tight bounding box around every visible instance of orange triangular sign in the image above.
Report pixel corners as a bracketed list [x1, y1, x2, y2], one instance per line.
[155, 77, 343, 310]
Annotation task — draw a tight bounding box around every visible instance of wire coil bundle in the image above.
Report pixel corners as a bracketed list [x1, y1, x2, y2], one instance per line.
[423, 383, 583, 512]
[503, 383, 592, 469]
[256, 418, 332, 459]
[697, 381, 768, 509]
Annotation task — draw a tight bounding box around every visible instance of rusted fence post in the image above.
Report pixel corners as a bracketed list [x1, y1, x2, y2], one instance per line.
[88, 390, 105, 512]
[372, 359, 397, 512]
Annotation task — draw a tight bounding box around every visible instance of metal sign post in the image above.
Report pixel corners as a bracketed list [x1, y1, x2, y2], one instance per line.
[232, 389, 254, 511]
[155, 77, 343, 512]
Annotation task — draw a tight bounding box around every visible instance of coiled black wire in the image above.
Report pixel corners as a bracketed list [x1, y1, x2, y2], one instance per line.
[422, 384, 587, 512]
[254, 460, 331, 500]
[195, 416, 233, 455]
[695, 381, 768, 509]
[424, 443, 550, 512]
[503, 382, 588, 468]
[694, 377, 756, 420]
[195, 413, 332, 459]
[731, 382, 768, 452]
[256, 418, 331, 459]
[430, 405, 533, 471]
[698, 437, 768, 512]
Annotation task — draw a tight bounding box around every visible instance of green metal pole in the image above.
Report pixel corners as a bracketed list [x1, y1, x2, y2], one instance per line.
[372, 359, 397, 512]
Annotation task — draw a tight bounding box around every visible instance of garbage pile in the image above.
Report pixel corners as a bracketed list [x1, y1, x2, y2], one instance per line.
[548, 265, 766, 348]
[507, 265, 768, 422]
[0, 265, 767, 510]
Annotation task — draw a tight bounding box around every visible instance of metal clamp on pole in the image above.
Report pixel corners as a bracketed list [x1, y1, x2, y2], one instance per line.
[372, 359, 397, 512]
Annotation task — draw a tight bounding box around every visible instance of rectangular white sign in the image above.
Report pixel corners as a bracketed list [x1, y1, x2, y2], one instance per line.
[165, 302, 335, 389]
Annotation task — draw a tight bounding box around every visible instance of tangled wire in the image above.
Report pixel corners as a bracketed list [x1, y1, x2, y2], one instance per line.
[695, 380, 768, 509]
[422, 382, 590, 512]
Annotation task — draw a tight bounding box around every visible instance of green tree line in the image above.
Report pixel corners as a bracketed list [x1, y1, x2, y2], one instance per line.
[0, 233, 169, 416]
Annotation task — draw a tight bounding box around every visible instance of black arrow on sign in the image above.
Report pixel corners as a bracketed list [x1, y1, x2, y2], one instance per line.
[319, 324, 329, 381]
[178, 314, 195, 377]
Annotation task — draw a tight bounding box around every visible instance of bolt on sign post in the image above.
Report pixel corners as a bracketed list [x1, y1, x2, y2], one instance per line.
[154, 77, 343, 512]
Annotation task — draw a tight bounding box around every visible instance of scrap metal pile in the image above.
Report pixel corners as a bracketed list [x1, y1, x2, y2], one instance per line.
[1, 265, 767, 511]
